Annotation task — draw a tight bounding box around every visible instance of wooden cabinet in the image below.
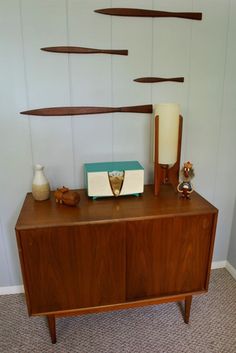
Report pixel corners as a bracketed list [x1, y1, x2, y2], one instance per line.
[15, 185, 218, 343]
[19, 223, 126, 313]
[126, 214, 214, 299]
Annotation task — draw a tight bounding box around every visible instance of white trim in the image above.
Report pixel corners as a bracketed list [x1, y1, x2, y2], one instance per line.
[0, 285, 24, 295]
[225, 261, 236, 281]
[211, 260, 227, 269]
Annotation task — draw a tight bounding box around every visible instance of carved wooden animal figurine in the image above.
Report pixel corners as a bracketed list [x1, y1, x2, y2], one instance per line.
[54, 186, 80, 206]
[177, 162, 195, 199]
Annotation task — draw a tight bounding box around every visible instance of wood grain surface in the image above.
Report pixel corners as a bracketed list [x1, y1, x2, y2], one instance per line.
[19, 223, 126, 314]
[15, 185, 217, 230]
[16, 184, 217, 326]
[126, 214, 214, 299]
[95, 8, 202, 21]
[20, 105, 153, 116]
[41, 46, 128, 56]
[134, 77, 184, 83]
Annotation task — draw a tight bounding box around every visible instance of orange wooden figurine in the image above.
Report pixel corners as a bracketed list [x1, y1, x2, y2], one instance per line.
[54, 186, 80, 206]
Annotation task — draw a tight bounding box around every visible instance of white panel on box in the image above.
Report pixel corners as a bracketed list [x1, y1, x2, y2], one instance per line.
[87, 172, 113, 197]
[85, 161, 144, 199]
[120, 170, 144, 196]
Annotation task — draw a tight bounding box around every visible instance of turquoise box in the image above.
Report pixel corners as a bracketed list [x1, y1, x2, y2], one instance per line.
[84, 161, 144, 198]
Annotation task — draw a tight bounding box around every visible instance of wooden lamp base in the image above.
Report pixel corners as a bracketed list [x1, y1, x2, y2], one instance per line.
[154, 115, 183, 196]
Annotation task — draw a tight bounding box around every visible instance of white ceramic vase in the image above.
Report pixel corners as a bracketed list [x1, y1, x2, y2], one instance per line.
[32, 164, 50, 201]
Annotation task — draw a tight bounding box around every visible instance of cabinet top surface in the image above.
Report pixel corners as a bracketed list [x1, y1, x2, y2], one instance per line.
[16, 185, 217, 230]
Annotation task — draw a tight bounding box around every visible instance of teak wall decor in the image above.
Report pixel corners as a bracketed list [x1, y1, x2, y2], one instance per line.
[20, 105, 153, 116]
[95, 8, 202, 21]
[41, 46, 128, 56]
[134, 77, 184, 83]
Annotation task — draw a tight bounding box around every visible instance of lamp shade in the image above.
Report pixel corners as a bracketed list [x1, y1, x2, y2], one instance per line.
[154, 103, 180, 166]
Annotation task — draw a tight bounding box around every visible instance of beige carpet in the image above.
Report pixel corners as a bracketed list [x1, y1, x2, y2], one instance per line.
[0, 269, 236, 353]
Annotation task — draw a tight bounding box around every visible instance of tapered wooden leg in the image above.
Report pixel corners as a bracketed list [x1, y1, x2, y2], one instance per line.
[47, 315, 57, 344]
[184, 295, 192, 324]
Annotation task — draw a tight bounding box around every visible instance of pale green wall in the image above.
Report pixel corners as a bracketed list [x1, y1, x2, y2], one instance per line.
[228, 199, 236, 268]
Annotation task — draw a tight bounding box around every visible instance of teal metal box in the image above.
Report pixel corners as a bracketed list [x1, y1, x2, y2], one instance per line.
[84, 161, 144, 198]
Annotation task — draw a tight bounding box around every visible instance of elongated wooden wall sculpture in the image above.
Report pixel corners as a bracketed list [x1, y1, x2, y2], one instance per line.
[134, 77, 184, 83]
[41, 46, 128, 56]
[95, 8, 202, 21]
[20, 105, 153, 116]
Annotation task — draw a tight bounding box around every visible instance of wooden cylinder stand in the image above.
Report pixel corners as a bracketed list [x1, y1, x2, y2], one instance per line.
[154, 115, 183, 196]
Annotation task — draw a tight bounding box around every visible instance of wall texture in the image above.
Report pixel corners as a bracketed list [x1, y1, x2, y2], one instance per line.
[0, 0, 236, 287]
[228, 199, 236, 269]
[219, 0, 236, 269]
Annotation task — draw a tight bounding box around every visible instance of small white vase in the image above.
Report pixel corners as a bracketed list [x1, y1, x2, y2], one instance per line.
[32, 164, 50, 201]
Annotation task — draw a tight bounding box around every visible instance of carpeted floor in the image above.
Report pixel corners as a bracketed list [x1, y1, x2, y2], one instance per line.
[0, 269, 236, 353]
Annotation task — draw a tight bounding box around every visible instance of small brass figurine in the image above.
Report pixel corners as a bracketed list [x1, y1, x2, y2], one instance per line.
[54, 186, 80, 206]
[177, 162, 195, 199]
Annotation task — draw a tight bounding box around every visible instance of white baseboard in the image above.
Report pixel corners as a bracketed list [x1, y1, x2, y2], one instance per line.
[225, 261, 236, 281]
[211, 260, 227, 269]
[211, 260, 236, 281]
[0, 285, 24, 295]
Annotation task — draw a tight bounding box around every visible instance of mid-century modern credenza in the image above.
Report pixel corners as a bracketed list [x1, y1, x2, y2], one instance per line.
[15, 184, 218, 343]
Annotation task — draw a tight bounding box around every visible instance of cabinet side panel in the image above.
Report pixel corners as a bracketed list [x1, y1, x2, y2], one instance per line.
[15, 230, 32, 315]
[126, 215, 214, 300]
[19, 224, 125, 314]
[205, 212, 218, 289]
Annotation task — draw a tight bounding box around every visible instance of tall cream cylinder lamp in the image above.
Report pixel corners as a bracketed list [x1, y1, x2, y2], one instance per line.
[154, 103, 183, 195]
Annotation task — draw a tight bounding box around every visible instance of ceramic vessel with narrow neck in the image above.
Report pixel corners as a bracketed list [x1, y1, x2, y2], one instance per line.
[32, 164, 50, 201]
